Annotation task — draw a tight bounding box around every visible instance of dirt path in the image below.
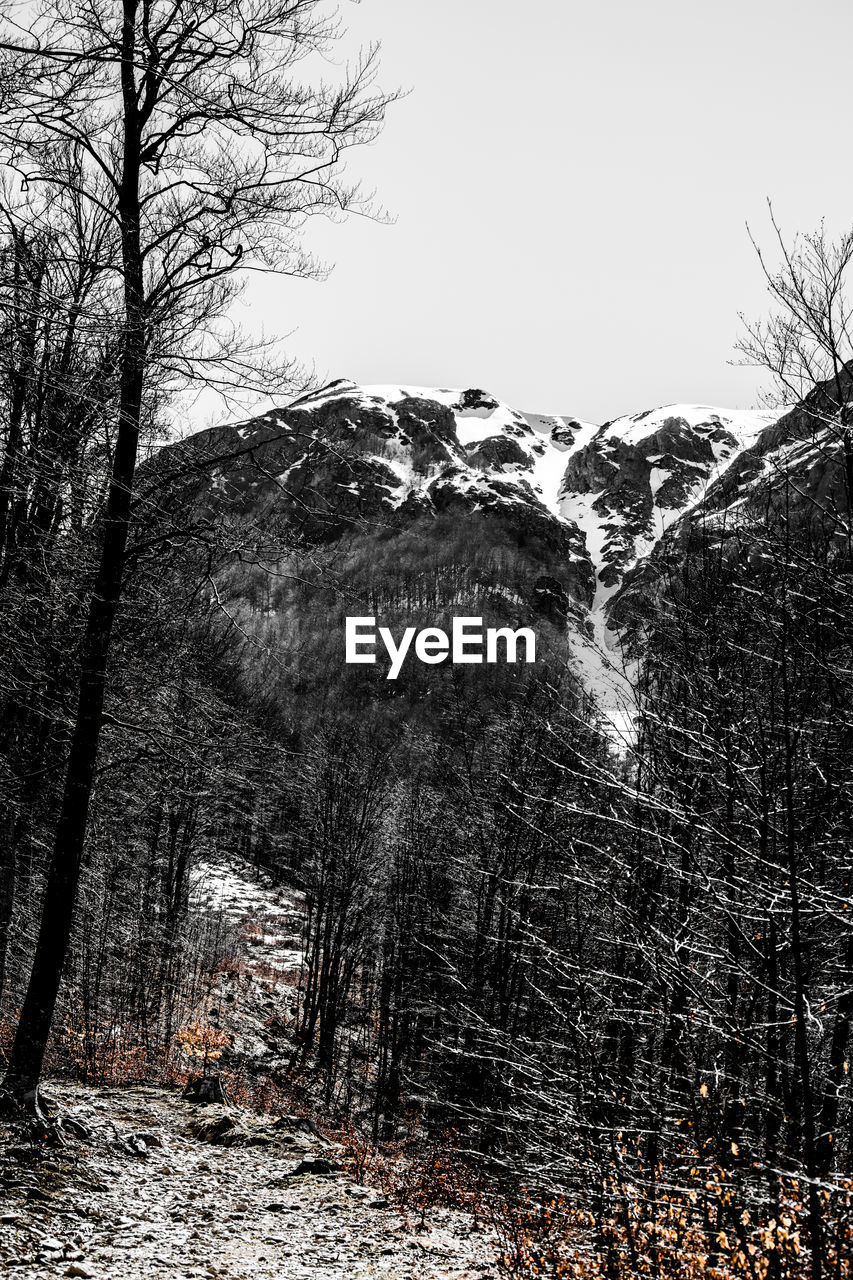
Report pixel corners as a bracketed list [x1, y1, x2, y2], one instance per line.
[0, 1083, 496, 1280]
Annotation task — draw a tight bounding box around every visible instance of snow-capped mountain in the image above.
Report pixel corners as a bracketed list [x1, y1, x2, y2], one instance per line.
[165, 377, 845, 740]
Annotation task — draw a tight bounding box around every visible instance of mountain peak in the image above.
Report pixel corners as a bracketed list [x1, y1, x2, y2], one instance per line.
[176, 381, 801, 740]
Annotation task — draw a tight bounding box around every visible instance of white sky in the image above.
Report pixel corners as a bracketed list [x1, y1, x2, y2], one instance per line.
[238, 0, 853, 424]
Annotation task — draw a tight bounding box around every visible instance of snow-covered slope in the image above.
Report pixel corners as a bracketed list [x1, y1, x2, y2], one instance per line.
[287, 379, 596, 523]
[562, 403, 776, 597]
[555, 403, 780, 739]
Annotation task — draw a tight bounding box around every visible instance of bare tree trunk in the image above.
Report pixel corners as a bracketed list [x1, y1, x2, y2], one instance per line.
[1, 0, 145, 1108]
[0, 814, 17, 1004]
[815, 932, 853, 1176]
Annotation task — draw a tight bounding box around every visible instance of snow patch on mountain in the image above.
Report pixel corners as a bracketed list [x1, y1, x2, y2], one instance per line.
[603, 403, 772, 451]
[545, 403, 780, 739]
[284, 381, 599, 524]
[561, 403, 779, 590]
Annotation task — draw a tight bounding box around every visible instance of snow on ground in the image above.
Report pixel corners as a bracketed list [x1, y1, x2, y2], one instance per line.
[524, 414, 598, 515]
[523, 411, 599, 454]
[565, 618, 639, 749]
[193, 863, 296, 918]
[556, 494, 641, 745]
[364, 454, 416, 507]
[648, 465, 669, 500]
[192, 863, 305, 976]
[701, 424, 836, 525]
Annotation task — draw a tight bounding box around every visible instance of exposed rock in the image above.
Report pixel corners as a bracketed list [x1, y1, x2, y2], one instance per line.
[465, 435, 531, 471]
[133, 1131, 163, 1148]
[183, 1075, 229, 1106]
[187, 1110, 241, 1144]
[533, 574, 570, 619]
[274, 1114, 321, 1138]
[61, 1118, 91, 1142]
[288, 1157, 340, 1177]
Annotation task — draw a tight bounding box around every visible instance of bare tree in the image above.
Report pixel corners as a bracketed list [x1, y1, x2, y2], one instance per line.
[0, 176, 119, 1014]
[0, 0, 393, 1110]
[738, 208, 853, 548]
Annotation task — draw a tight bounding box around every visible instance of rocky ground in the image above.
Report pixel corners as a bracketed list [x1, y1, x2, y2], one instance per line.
[0, 1082, 496, 1280]
[189, 862, 309, 1069]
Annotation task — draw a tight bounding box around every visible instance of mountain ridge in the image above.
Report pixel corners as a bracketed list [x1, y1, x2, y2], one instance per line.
[165, 377, 845, 739]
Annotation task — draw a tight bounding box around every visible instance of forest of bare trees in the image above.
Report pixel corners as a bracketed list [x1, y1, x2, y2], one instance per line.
[0, 0, 391, 1108]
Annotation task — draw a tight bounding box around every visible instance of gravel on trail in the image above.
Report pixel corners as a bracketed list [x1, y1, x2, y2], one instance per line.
[0, 1082, 497, 1280]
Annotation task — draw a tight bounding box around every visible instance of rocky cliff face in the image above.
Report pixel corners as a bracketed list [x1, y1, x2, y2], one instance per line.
[165, 377, 848, 740]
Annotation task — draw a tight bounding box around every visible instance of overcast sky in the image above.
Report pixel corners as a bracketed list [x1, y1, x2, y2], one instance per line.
[241, 0, 853, 424]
